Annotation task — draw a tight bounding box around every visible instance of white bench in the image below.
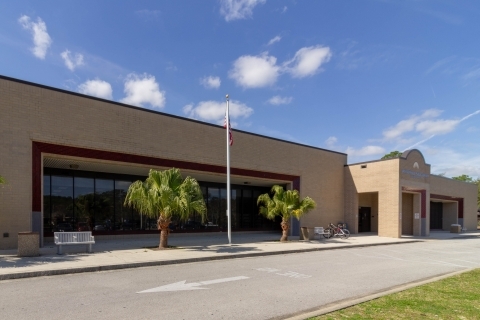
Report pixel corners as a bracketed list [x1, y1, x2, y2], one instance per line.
[313, 227, 331, 239]
[54, 232, 95, 254]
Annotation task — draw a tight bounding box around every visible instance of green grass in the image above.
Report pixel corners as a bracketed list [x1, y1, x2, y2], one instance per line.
[314, 269, 480, 320]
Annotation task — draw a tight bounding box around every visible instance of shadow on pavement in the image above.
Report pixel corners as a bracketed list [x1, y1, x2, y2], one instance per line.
[183, 244, 263, 254]
[0, 253, 88, 269]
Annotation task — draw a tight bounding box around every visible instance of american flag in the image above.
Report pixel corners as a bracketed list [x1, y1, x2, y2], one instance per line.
[224, 109, 233, 146]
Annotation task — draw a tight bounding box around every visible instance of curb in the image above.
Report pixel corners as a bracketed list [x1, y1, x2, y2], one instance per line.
[0, 240, 421, 281]
[283, 268, 475, 320]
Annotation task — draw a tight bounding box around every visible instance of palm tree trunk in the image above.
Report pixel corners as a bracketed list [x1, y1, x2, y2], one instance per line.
[157, 215, 171, 249]
[280, 218, 289, 242]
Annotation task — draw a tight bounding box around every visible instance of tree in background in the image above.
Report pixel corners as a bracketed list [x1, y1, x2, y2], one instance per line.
[257, 185, 316, 242]
[124, 168, 206, 248]
[452, 174, 474, 183]
[381, 151, 402, 160]
[452, 175, 480, 210]
[0, 175, 6, 184]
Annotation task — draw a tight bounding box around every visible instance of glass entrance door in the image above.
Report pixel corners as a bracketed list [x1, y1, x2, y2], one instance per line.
[430, 202, 443, 229]
[358, 207, 371, 232]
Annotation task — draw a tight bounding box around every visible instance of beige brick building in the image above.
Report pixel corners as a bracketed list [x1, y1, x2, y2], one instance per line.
[0, 75, 477, 249]
[345, 150, 478, 237]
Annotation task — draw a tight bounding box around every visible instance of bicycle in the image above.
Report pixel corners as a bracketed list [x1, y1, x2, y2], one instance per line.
[323, 223, 350, 239]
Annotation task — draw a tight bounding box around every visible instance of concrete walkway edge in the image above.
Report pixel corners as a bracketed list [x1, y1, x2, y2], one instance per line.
[0, 240, 420, 281]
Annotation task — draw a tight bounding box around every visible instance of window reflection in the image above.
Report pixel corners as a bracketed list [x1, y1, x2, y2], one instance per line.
[43, 175, 51, 233]
[74, 177, 94, 231]
[51, 176, 73, 232]
[95, 179, 114, 231]
[242, 189, 252, 228]
[115, 181, 133, 230]
[43, 170, 280, 235]
[207, 188, 220, 228]
[231, 189, 238, 229]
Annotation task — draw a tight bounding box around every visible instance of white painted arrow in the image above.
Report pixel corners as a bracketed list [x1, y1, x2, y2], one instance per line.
[137, 276, 249, 293]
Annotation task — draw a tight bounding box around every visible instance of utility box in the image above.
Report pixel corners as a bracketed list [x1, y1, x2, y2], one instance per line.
[17, 232, 40, 257]
[450, 224, 461, 233]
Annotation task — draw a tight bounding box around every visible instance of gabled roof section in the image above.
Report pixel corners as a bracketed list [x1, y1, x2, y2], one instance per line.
[401, 149, 430, 166]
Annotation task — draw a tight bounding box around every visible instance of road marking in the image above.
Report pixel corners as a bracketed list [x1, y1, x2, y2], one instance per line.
[275, 271, 312, 279]
[137, 276, 249, 293]
[422, 258, 469, 268]
[256, 268, 311, 279]
[452, 259, 480, 265]
[418, 249, 474, 254]
[256, 267, 280, 273]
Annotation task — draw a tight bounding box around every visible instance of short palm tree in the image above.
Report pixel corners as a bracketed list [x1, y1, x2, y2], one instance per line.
[124, 168, 207, 249]
[257, 185, 316, 242]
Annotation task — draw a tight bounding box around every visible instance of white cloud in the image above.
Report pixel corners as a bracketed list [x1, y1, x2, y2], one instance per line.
[267, 95, 292, 105]
[415, 110, 480, 136]
[403, 135, 436, 151]
[284, 45, 332, 78]
[425, 56, 456, 75]
[282, 6, 288, 13]
[200, 76, 221, 89]
[61, 50, 84, 71]
[229, 52, 280, 88]
[120, 73, 166, 109]
[267, 36, 281, 46]
[346, 146, 386, 157]
[18, 15, 52, 59]
[425, 147, 480, 178]
[382, 109, 443, 140]
[135, 9, 161, 20]
[78, 79, 113, 100]
[325, 136, 337, 147]
[183, 99, 253, 125]
[384, 109, 480, 143]
[415, 119, 460, 136]
[220, 0, 266, 21]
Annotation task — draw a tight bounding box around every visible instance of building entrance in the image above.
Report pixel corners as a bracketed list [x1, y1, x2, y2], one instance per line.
[358, 207, 371, 232]
[430, 201, 443, 229]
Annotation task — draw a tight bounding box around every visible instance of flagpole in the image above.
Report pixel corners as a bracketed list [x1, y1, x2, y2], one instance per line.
[226, 94, 231, 245]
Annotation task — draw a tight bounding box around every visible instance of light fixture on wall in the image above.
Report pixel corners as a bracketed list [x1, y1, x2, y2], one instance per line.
[69, 164, 79, 169]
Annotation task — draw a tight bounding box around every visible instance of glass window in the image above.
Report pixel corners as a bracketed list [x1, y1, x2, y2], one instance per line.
[241, 189, 252, 228]
[95, 179, 114, 231]
[253, 190, 261, 228]
[231, 189, 238, 229]
[207, 188, 220, 228]
[115, 180, 133, 230]
[74, 177, 94, 231]
[43, 175, 51, 233]
[51, 176, 73, 232]
[220, 188, 227, 228]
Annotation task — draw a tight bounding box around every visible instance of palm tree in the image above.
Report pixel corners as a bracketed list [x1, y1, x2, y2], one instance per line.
[0, 175, 6, 185]
[124, 168, 206, 249]
[257, 185, 316, 242]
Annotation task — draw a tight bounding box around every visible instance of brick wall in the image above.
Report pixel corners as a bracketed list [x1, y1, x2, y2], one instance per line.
[0, 77, 347, 249]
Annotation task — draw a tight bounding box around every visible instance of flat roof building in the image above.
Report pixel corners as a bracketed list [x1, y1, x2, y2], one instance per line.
[0, 75, 477, 249]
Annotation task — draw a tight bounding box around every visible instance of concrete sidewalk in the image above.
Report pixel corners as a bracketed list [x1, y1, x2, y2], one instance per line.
[1, 231, 478, 281]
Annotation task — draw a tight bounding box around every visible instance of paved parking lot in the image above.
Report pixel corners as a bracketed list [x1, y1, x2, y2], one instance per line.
[0, 234, 479, 320]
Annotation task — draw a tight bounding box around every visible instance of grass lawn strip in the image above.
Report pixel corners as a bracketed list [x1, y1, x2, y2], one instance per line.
[314, 268, 480, 320]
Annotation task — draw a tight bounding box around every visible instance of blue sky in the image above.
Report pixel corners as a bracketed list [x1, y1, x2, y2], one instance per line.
[1, 0, 480, 178]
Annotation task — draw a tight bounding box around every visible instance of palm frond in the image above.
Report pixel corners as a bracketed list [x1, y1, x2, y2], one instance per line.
[124, 168, 207, 224]
[257, 184, 317, 221]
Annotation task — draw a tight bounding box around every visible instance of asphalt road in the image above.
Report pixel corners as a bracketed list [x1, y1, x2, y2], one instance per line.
[1, 237, 480, 320]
